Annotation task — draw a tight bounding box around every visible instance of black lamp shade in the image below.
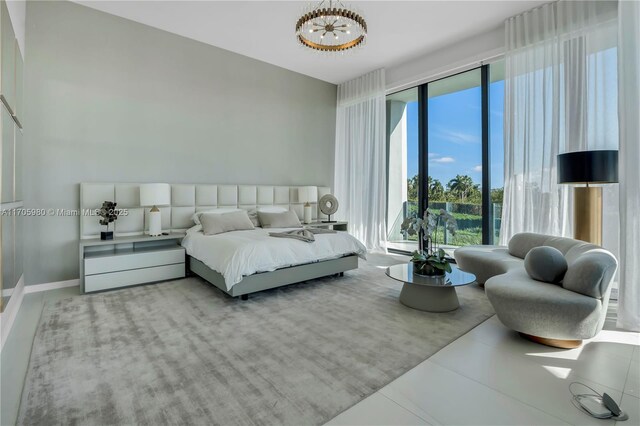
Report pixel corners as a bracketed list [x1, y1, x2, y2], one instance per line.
[557, 150, 618, 184]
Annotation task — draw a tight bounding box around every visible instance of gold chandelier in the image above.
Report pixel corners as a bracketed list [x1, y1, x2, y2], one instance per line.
[295, 0, 367, 52]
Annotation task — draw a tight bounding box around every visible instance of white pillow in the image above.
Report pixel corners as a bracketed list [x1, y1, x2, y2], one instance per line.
[200, 210, 255, 235]
[248, 206, 289, 227]
[257, 210, 302, 228]
[192, 208, 241, 225]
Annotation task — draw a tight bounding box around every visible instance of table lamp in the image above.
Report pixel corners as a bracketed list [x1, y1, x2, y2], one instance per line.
[558, 150, 618, 245]
[140, 183, 171, 236]
[298, 186, 317, 224]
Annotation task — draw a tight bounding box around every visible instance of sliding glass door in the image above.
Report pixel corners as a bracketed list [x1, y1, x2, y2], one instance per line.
[426, 68, 483, 247]
[386, 63, 504, 254]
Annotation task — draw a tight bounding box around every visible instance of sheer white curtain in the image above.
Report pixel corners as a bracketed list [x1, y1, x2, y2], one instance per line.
[500, 1, 619, 245]
[617, 0, 640, 331]
[334, 69, 387, 251]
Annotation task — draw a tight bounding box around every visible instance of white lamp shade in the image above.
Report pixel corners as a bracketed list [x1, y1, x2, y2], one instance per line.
[298, 186, 317, 204]
[140, 183, 171, 207]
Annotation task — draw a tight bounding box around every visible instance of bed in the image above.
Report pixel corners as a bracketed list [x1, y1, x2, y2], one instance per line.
[79, 182, 367, 299]
[182, 225, 367, 298]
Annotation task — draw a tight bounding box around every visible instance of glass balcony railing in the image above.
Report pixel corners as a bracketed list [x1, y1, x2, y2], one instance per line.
[387, 201, 502, 252]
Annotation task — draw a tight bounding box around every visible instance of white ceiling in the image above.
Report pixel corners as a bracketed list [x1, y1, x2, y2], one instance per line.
[75, 1, 546, 84]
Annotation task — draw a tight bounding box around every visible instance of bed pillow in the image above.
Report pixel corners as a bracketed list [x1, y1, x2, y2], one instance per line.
[248, 206, 289, 227]
[257, 210, 302, 228]
[200, 210, 255, 235]
[192, 208, 241, 226]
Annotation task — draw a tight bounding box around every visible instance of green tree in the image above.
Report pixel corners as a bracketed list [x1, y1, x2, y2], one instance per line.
[427, 176, 445, 201]
[491, 187, 504, 204]
[447, 174, 477, 201]
[407, 174, 419, 202]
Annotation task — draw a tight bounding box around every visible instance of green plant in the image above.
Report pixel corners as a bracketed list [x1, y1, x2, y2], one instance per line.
[410, 248, 452, 275]
[402, 209, 457, 275]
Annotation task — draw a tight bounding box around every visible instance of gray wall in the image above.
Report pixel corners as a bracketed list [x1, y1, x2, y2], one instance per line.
[24, 1, 337, 285]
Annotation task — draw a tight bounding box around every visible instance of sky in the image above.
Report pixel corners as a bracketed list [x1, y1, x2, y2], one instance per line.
[404, 80, 504, 190]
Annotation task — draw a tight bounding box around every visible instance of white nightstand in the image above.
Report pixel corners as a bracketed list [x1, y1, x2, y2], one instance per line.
[304, 221, 348, 231]
[79, 233, 186, 293]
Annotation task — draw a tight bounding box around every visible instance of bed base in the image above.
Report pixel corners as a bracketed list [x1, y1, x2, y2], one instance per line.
[188, 255, 359, 299]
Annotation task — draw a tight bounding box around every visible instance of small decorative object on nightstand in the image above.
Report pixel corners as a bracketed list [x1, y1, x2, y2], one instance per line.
[298, 186, 317, 224]
[98, 201, 119, 240]
[319, 194, 339, 223]
[140, 183, 171, 236]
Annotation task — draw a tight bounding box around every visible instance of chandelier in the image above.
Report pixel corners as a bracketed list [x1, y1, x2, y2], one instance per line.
[295, 0, 367, 52]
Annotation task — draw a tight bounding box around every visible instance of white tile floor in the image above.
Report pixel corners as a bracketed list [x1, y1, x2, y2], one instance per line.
[327, 316, 640, 426]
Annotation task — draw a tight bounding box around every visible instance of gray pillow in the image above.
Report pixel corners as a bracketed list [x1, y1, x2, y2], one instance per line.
[200, 210, 255, 235]
[257, 210, 302, 228]
[191, 208, 241, 226]
[562, 252, 618, 299]
[248, 206, 288, 227]
[524, 246, 568, 284]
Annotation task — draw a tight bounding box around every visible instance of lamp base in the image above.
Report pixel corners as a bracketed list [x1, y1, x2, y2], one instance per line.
[303, 203, 312, 224]
[148, 208, 162, 237]
[574, 186, 602, 245]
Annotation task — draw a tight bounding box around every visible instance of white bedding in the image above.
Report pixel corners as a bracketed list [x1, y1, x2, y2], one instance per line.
[181, 226, 367, 290]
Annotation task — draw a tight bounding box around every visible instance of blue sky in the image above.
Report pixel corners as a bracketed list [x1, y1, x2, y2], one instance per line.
[404, 81, 504, 189]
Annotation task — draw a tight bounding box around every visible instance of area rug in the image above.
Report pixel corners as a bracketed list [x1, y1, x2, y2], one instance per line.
[18, 254, 493, 425]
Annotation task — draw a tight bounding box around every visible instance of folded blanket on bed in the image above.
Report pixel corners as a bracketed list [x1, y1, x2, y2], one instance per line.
[268, 228, 337, 243]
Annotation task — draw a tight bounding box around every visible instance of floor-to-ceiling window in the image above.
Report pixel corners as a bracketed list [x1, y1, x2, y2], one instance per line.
[427, 68, 483, 247]
[386, 62, 505, 253]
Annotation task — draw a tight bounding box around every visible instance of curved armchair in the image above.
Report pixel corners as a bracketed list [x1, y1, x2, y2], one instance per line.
[455, 233, 618, 348]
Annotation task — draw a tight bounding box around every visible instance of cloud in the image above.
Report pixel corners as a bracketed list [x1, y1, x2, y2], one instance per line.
[432, 126, 480, 145]
[473, 165, 483, 172]
[432, 157, 455, 164]
[428, 152, 438, 158]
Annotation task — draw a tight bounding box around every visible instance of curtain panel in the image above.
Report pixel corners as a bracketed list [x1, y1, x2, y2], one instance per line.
[500, 0, 619, 245]
[334, 69, 387, 251]
[616, 0, 640, 331]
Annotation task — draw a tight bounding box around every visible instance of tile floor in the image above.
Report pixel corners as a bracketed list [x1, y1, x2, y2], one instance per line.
[328, 313, 640, 425]
[1, 283, 638, 426]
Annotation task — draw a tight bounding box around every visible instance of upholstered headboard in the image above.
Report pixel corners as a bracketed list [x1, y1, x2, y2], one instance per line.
[79, 183, 330, 239]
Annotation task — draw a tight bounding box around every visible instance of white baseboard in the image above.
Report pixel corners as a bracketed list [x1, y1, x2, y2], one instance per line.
[24, 279, 79, 294]
[0, 274, 25, 350]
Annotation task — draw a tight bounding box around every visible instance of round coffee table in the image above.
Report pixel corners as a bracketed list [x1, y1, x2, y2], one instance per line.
[386, 263, 476, 312]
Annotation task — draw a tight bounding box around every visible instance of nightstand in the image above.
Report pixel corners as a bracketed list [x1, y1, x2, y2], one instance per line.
[304, 221, 348, 231]
[79, 233, 186, 293]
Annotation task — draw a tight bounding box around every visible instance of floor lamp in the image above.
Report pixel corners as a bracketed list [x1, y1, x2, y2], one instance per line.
[558, 150, 618, 246]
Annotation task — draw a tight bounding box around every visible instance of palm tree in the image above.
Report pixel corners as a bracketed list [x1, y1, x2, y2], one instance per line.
[407, 174, 419, 202]
[447, 174, 476, 201]
[427, 177, 445, 201]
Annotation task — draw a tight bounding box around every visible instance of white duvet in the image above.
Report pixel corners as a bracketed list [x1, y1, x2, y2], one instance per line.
[181, 226, 367, 290]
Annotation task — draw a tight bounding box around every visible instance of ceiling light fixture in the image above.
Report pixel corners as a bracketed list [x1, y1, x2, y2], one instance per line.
[295, 0, 367, 52]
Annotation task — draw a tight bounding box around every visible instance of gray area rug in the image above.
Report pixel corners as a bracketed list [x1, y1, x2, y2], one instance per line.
[18, 254, 494, 425]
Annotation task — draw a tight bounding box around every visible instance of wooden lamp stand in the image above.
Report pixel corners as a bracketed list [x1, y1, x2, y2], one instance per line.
[573, 185, 603, 245]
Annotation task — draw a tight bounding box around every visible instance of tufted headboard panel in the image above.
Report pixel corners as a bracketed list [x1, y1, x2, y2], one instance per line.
[80, 183, 331, 239]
